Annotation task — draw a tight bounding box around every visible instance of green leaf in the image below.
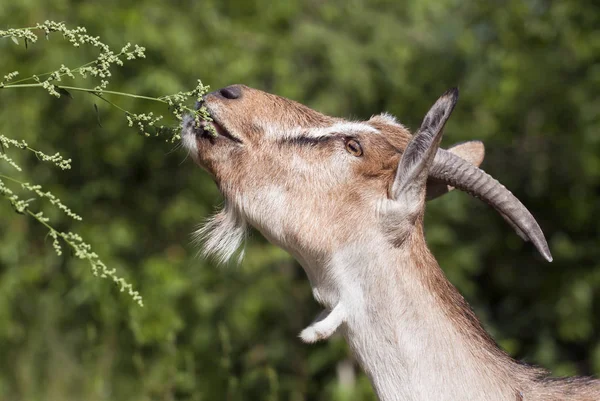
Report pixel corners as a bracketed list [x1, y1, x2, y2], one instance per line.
[11, 36, 18, 45]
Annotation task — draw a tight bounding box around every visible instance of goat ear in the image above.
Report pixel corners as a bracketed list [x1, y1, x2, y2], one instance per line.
[426, 140, 484, 200]
[391, 88, 459, 204]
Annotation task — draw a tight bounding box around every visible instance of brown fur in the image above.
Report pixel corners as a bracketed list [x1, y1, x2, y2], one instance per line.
[183, 85, 600, 400]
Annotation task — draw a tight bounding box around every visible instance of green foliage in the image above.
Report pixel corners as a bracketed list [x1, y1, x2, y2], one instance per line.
[0, 131, 146, 306]
[0, 0, 599, 400]
[0, 22, 219, 308]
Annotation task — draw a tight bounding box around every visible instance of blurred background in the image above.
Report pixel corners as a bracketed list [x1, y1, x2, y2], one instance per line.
[0, 0, 599, 400]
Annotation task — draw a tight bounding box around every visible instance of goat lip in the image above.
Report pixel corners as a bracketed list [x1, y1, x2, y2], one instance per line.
[197, 120, 242, 144]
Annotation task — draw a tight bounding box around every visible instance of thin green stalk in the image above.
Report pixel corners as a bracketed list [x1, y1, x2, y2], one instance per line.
[2, 83, 168, 104]
[0, 25, 40, 34]
[93, 93, 130, 114]
[1, 83, 199, 121]
[6, 59, 101, 85]
[0, 173, 24, 185]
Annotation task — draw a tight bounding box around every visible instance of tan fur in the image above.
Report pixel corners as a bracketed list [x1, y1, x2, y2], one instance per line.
[182, 85, 600, 401]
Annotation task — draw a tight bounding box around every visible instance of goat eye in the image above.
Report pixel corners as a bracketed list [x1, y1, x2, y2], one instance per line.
[344, 139, 363, 157]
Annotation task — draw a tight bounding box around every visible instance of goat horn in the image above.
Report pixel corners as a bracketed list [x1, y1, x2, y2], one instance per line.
[429, 149, 552, 262]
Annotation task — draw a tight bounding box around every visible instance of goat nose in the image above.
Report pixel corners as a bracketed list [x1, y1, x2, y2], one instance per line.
[218, 85, 242, 100]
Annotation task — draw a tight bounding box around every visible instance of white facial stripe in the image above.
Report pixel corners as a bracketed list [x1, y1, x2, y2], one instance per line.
[328, 121, 380, 135]
[282, 121, 380, 142]
[302, 122, 380, 139]
[264, 124, 303, 141]
[259, 119, 380, 141]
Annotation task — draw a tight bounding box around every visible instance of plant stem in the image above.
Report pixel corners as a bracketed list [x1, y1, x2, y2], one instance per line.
[1, 174, 90, 268]
[1, 83, 168, 104]
[0, 173, 24, 185]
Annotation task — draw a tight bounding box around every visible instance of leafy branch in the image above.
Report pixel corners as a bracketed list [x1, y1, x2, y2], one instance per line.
[0, 21, 214, 306]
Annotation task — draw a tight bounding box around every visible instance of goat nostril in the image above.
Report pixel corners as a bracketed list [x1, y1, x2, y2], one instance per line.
[219, 85, 242, 100]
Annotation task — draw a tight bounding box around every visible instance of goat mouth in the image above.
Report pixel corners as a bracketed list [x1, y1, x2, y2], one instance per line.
[195, 118, 242, 144]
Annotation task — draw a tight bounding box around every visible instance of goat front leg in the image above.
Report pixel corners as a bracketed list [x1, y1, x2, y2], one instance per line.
[299, 303, 345, 343]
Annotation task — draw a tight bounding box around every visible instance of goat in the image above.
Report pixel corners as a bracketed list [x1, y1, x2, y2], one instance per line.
[182, 84, 599, 401]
